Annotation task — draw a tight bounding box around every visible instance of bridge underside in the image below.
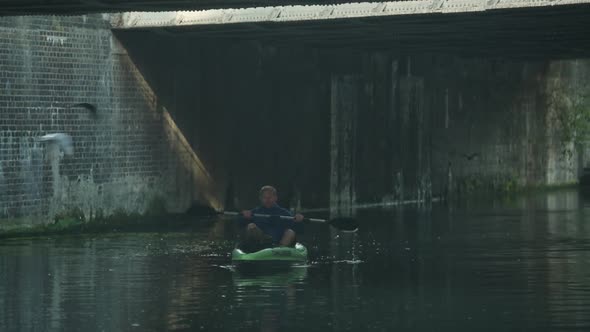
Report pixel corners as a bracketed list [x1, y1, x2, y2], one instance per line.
[1, 0, 589, 16]
[0, 0, 321, 15]
[114, 3, 590, 59]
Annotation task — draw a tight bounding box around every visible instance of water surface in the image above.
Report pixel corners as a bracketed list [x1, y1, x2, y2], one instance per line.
[1, 189, 590, 331]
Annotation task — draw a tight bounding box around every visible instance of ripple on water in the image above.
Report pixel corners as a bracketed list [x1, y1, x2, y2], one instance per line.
[2, 193, 590, 331]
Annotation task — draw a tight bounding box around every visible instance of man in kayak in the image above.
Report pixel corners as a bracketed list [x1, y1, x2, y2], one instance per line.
[239, 185, 304, 252]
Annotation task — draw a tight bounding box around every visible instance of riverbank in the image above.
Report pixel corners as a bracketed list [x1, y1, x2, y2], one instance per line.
[0, 204, 220, 240]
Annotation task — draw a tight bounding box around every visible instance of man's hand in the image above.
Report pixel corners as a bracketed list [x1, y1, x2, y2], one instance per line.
[294, 214, 304, 222]
[242, 210, 253, 219]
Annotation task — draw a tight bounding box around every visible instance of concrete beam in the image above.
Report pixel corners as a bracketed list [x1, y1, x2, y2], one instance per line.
[113, 0, 590, 29]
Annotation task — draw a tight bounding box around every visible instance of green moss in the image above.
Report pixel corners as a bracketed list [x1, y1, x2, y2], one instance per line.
[498, 178, 516, 193]
[548, 80, 590, 157]
[54, 207, 85, 224]
[144, 195, 168, 217]
[519, 181, 579, 194]
[52, 218, 83, 230]
[452, 173, 580, 206]
[0, 200, 177, 240]
[456, 175, 520, 196]
[0, 218, 31, 231]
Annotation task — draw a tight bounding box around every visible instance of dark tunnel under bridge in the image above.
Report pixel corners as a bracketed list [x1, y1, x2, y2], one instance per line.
[111, 3, 590, 212]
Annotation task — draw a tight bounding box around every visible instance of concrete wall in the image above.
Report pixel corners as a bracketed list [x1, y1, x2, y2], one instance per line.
[116, 32, 590, 210]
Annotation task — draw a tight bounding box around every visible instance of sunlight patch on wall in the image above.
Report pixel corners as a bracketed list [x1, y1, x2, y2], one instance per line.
[162, 109, 222, 211]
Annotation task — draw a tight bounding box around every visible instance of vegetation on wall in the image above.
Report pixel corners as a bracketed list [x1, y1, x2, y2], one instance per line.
[0, 195, 172, 239]
[548, 81, 590, 159]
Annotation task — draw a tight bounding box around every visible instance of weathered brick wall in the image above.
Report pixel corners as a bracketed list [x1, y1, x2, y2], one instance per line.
[0, 15, 207, 225]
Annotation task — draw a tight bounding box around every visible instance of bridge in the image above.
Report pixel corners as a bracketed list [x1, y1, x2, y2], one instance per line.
[0, 0, 589, 220]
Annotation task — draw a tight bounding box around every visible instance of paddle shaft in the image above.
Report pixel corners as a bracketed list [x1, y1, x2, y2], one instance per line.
[223, 211, 326, 223]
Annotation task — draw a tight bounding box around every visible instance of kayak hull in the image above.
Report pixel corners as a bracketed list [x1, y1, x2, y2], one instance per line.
[232, 243, 308, 264]
[233, 265, 308, 287]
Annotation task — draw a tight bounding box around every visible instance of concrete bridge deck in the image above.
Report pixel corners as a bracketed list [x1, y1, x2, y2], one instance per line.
[1, 0, 589, 15]
[112, 1, 590, 59]
[113, 0, 590, 28]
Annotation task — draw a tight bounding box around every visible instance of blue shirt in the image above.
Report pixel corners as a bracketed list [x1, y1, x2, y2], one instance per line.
[238, 204, 304, 243]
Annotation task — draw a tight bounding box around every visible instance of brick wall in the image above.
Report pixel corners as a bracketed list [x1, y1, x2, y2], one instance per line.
[0, 15, 208, 225]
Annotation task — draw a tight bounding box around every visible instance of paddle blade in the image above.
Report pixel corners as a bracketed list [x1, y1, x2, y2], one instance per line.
[328, 217, 358, 232]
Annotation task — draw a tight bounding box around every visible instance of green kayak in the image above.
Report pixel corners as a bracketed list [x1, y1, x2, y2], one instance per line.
[232, 243, 308, 264]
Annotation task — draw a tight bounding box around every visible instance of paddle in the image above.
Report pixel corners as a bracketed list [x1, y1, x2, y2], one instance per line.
[223, 211, 358, 232]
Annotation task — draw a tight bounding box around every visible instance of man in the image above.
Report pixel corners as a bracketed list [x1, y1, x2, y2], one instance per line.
[238, 185, 304, 252]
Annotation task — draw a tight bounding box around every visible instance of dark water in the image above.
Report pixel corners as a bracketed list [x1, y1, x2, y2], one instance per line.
[2, 190, 590, 332]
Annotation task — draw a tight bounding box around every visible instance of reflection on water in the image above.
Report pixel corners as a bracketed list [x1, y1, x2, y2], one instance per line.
[1, 189, 590, 331]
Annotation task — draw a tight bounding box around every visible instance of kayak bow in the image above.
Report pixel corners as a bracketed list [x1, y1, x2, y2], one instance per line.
[232, 243, 308, 264]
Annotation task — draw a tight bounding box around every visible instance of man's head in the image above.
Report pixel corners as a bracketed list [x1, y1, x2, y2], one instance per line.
[259, 185, 278, 208]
